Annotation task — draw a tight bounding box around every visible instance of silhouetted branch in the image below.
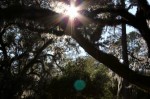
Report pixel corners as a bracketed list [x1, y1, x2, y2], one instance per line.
[72, 29, 150, 92]
[21, 39, 53, 75]
[0, 25, 10, 59]
[0, 5, 57, 21]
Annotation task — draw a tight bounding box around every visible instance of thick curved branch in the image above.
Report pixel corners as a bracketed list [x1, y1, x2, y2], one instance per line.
[0, 5, 142, 32]
[0, 5, 136, 28]
[71, 29, 150, 92]
[0, 5, 56, 20]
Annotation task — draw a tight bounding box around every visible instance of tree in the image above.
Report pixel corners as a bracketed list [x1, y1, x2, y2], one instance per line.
[1, 0, 150, 93]
[71, 0, 150, 92]
[106, 30, 150, 98]
[0, 11, 80, 99]
[35, 57, 115, 99]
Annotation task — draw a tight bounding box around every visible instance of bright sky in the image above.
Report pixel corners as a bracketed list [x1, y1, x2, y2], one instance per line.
[127, 6, 137, 33]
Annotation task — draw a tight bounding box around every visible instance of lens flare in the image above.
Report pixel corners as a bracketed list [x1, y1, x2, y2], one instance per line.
[74, 80, 86, 91]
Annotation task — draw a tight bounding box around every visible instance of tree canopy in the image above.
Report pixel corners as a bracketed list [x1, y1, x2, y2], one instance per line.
[1, 0, 150, 94]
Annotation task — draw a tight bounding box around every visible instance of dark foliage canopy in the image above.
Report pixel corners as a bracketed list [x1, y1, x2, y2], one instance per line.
[1, 0, 150, 94]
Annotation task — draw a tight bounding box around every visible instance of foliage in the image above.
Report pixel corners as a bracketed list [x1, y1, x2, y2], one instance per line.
[29, 57, 116, 99]
[0, 24, 80, 98]
[1, 0, 150, 98]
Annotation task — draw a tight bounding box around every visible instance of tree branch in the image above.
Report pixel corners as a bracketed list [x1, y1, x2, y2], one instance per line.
[0, 26, 9, 59]
[21, 39, 53, 75]
[0, 5, 56, 20]
[72, 29, 150, 92]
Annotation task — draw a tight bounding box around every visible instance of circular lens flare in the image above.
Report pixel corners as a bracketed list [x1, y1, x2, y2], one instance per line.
[74, 80, 86, 91]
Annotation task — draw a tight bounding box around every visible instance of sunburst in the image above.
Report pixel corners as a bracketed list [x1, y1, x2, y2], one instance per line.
[52, 1, 89, 35]
[65, 4, 79, 20]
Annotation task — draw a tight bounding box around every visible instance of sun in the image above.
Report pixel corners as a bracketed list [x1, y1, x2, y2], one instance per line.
[66, 5, 79, 19]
